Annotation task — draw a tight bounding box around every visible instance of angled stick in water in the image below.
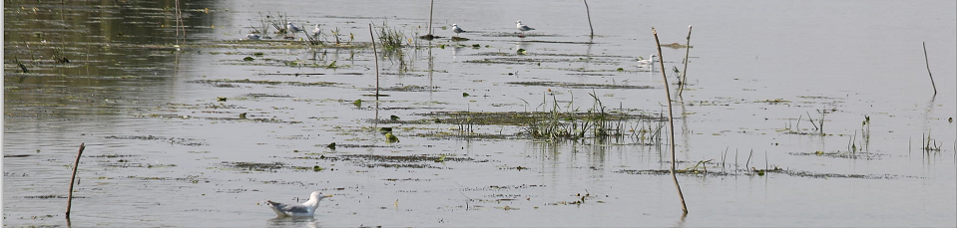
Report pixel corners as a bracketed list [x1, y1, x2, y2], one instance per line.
[652, 26, 688, 214]
[369, 24, 380, 97]
[679, 25, 692, 96]
[922, 42, 937, 96]
[66, 143, 86, 218]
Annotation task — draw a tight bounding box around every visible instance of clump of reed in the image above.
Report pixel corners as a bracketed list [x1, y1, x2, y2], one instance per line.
[522, 92, 648, 141]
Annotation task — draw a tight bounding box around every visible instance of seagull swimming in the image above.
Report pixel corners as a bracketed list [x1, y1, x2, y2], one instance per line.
[286, 22, 303, 34]
[266, 191, 332, 217]
[637, 54, 658, 65]
[516, 20, 535, 37]
[311, 24, 322, 38]
[452, 24, 465, 37]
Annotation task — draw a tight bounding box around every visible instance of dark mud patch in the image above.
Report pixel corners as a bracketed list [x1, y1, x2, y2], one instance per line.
[243, 93, 292, 98]
[104, 135, 207, 146]
[383, 178, 432, 182]
[4, 172, 30, 177]
[336, 154, 487, 163]
[292, 154, 489, 169]
[163, 102, 247, 110]
[461, 184, 546, 192]
[414, 110, 661, 126]
[507, 81, 655, 90]
[788, 151, 886, 160]
[617, 167, 917, 179]
[99, 161, 177, 169]
[415, 131, 520, 140]
[21, 195, 85, 199]
[187, 79, 342, 87]
[218, 161, 285, 171]
[87, 154, 139, 158]
[120, 175, 205, 183]
[364, 85, 440, 92]
[482, 33, 563, 38]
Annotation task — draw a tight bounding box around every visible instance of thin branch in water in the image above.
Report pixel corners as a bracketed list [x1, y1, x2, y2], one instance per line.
[652, 26, 687, 214]
[369, 24, 380, 97]
[66, 143, 86, 218]
[922, 42, 937, 96]
[583, 0, 594, 37]
[679, 25, 692, 96]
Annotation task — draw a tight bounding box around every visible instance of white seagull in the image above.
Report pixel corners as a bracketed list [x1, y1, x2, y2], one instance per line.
[452, 24, 465, 37]
[637, 54, 658, 65]
[286, 22, 303, 34]
[266, 191, 332, 217]
[516, 20, 535, 37]
[311, 24, 322, 38]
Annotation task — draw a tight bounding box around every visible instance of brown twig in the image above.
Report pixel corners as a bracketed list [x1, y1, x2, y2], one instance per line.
[922, 42, 937, 96]
[66, 143, 86, 218]
[679, 25, 692, 96]
[427, 0, 435, 36]
[583, 0, 594, 37]
[369, 24, 380, 97]
[652, 27, 688, 214]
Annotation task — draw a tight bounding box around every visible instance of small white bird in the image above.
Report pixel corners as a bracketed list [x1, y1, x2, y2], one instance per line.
[516, 20, 535, 37]
[311, 24, 322, 38]
[637, 54, 658, 65]
[245, 34, 261, 40]
[265, 191, 332, 217]
[452, 24, 465, 37]
[286, 22, 303, 34]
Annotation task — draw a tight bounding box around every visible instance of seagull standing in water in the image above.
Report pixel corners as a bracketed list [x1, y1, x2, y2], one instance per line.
[452, 24, 465, 37]
[266, 191, 332, 217]
[516, 20, 535, 37]
[311, 24, 322, 39]
[286, 22, 303, 35]
[637, 54, 658, 65]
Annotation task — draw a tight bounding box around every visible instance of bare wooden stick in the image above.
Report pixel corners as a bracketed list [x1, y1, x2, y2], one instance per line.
[652, 27, 688, 214]
[66, 143, 86, 218]
[922, 42, 937, 96]
[583, 0, 594, 37]
[369, 24, 380, 97]
[427, 0, 435, 36]
[679, 25, 692, 96]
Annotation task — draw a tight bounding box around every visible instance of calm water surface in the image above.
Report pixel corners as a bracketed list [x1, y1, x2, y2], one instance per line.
[3, 0, 956, 227]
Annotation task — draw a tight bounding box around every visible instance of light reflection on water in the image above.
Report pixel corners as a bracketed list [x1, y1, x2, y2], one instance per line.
[3, 0, 956, 228]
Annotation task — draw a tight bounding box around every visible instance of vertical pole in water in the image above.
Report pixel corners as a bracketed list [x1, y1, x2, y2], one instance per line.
[428, 0, 435, 36]
[66, 143, 86, 218]
[652, 27, 688, 214]
[922, 42, 937, 96]
[583, 0, 594, 37]
[369, 24, 380, 97]
[679, 25, 692, 96]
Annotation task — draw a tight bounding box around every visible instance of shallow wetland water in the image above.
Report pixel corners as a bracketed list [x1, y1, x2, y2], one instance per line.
[3, 0, 957, 227]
